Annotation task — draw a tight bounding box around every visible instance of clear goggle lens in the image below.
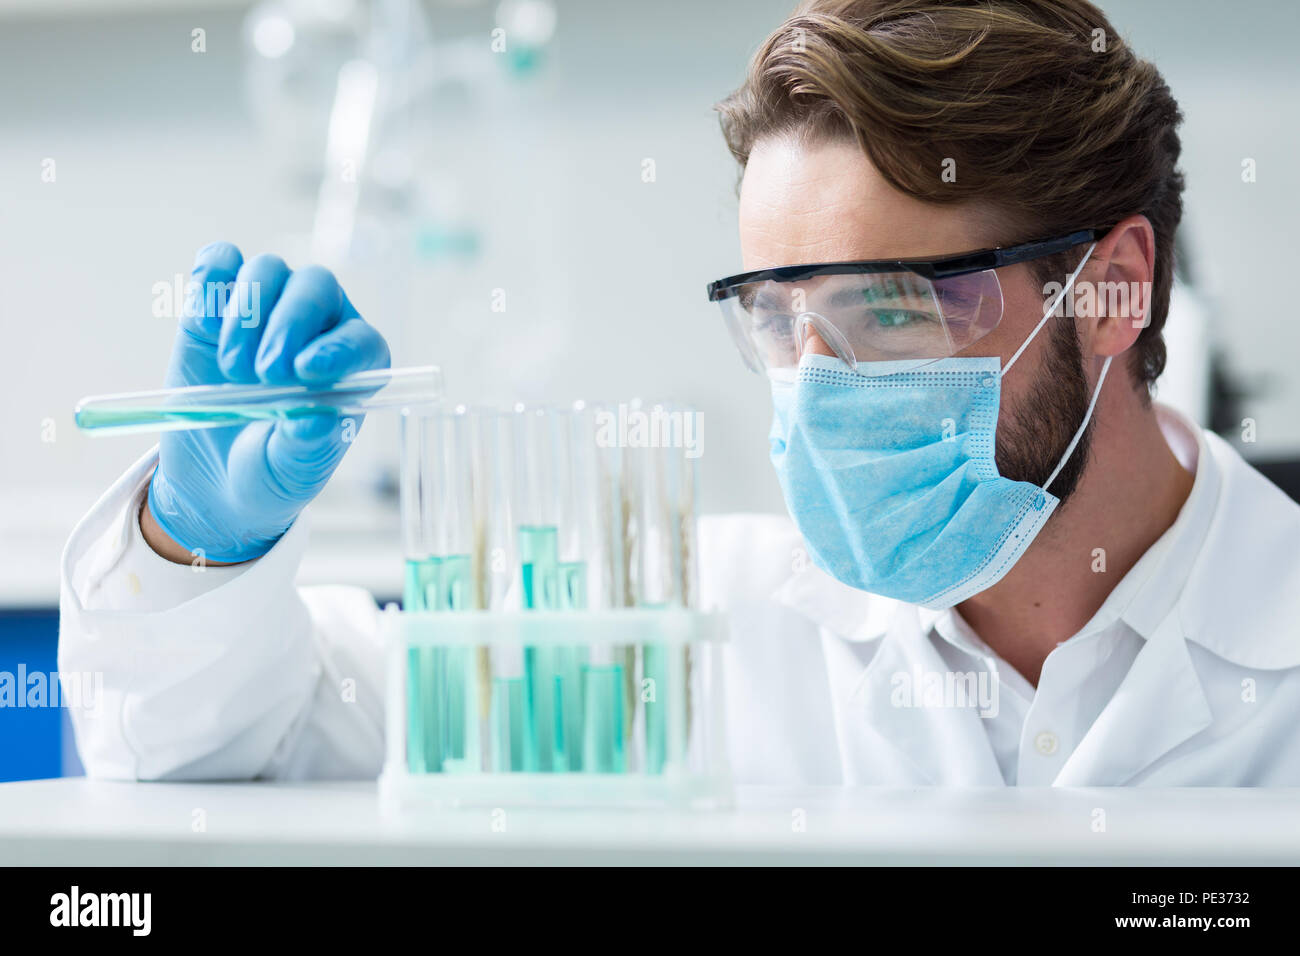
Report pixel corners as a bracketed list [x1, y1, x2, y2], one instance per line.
[718, 269, 1004, 377]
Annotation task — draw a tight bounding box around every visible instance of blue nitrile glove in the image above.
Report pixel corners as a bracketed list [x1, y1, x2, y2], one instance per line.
[147, 242, 391, 563]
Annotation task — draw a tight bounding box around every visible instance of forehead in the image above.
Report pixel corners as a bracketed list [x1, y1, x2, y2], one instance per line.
[738, 136, 996, 270]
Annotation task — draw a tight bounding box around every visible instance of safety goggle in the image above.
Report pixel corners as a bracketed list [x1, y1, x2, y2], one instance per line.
[706, 229, 1104, 377]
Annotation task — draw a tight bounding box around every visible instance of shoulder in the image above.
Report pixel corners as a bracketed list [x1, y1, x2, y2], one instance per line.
[1181, 431, 1300, 669]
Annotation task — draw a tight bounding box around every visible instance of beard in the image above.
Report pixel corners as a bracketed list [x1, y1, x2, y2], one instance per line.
[994, 316, 1095, 507]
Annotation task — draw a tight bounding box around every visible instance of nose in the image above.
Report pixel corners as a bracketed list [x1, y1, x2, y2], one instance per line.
[800, 325, 837, 358]
[795, 312, 857, 369]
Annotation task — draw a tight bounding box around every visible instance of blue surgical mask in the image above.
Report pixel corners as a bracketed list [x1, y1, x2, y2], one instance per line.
[768, 245, 1109, 609]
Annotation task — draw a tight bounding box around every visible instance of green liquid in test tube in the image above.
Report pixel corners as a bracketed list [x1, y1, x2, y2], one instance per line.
[404, 557, 438, 775]
[490, 677, 527, 771]
[404, 555, 471, 774]
[519, 525, 561, 772]
[439, 555, 471, 767]
[581, 664, 626, 773]
[632, 598, 673, 776]
[553, 560, 589, 772]
[642, 640, 669, 774]
[515, 528, 593, 774]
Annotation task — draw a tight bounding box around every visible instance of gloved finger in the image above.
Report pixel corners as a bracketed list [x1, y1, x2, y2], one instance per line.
[262, 414, 350, 498]
[254, 265, 346, 384]
[275, 409, 366, 445]
[217, 253, 292, 384]
[223, 419, 346, 550]
[293, 314, 392, 384]
[179, 242, 244, 343]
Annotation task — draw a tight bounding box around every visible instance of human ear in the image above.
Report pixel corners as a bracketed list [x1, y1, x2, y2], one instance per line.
[1077, 215, 1156, 359]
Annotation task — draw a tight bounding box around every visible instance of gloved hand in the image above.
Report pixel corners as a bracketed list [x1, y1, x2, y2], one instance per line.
[147, 242, 390, 563]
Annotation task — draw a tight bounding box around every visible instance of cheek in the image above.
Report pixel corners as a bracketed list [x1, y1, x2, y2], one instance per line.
[988, 284, 1062, 417]
[976, 270, 1054, 363]
[995, 351, 1039, 421]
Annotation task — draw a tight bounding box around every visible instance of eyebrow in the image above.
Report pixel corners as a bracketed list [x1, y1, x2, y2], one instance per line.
[827, 283, 931, 308]
[750, 289, 786, 312]
[750, 284, 930, 314]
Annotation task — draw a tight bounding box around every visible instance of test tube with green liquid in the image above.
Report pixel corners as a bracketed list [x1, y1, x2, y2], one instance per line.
[514, 406, 564, 772]
[568, 402, 634, 773]
[400, 406, 474, 774]
[510, 404, 607, 774]
[471, 409, 516, 772]
[553, 406, 600, 771]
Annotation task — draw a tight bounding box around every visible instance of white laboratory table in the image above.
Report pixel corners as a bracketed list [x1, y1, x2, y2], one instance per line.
[1, 778, 1298, 865]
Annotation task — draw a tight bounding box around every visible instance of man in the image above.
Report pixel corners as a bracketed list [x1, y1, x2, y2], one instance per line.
[60, 0, 1300, 785]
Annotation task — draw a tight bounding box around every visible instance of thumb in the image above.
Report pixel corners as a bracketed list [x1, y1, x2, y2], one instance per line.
[263, 413, 354, 500]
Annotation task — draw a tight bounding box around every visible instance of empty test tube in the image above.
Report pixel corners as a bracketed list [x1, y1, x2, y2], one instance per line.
[621, 401, 698, 775]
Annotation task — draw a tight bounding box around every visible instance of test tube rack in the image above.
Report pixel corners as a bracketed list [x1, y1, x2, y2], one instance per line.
[379, 400, 733, 810]
[378, 606, 733, 809]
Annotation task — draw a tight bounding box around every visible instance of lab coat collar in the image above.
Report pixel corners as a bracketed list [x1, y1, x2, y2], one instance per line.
[1054, 612, 1213, 785]
[848, 601, 1007, 785]
[828, 594, 1215, 787]
[1085, 402, 1215, 645]
[1075, 403, 1300, 670]
[1170, 423, 1300, 670]
[1049, 437, 1215, 783]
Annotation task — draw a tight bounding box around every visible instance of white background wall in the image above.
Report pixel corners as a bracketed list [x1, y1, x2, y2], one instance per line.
[2, 0, 1298, 601]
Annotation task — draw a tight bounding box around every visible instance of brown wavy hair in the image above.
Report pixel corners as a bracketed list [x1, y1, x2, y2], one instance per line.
[716, 0, 1185, 390]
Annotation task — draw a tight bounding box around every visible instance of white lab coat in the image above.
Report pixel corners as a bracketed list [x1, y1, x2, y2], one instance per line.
[58, 404, 1300, 785]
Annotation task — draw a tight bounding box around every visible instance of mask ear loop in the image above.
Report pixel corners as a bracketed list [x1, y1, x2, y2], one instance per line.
[1042, 354, 1112, 493]
[982, 240, 1107, 494]
[988, 241, 1110, 494]
[1001, 242, 1097, 378]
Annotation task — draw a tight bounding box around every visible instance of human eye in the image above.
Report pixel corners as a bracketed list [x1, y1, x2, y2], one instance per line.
[753, 308, 794, 343]
[734, 290, 788, 341]
[868, 308, 935, 328]
[845, 280, 939, 327]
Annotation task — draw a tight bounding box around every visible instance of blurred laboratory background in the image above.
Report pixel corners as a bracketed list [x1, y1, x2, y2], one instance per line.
[1, 0, 1298, 779]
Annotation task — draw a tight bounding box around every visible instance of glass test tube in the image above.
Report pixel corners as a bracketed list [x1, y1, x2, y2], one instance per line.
[398, 399, 702, 780]
[573, 402, 627, 773]
[513, 405, 564, 773]
[470, 409, 520, 773]
[555, 405, 607, 772]
[622, 400, 698, 775]
[400, 405, 475, 774]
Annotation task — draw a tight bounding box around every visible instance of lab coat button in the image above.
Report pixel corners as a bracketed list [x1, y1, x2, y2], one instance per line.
[1034, 731, 1058, 756]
